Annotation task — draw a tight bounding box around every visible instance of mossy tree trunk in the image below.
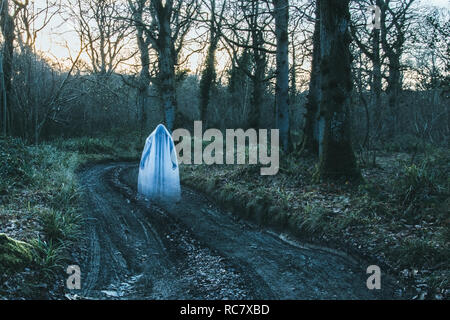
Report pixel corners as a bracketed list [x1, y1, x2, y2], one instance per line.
[317, 0, 360, 181]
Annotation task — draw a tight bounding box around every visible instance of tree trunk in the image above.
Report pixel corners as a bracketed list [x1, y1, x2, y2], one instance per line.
[131, 1, 152, 137]
[317, 0, 360, 181]
[0, 54, 6, 137]
[158, 46, 177, 132]
[248, 76, 263, 128]
[379, 0, 405, 138]
[290, 32, 297, 102]
[156, 8, 177, 132]
[0, 0, 14, 137]
[199, 35, 218, 126]
[137, 88, 147, 136]
[248, 42, 266, 129]
[199, 0, 225, 126]
[273, 0, 290, 152]
[301, 0, 320, 154]
[386, 56, 401, 137]
[372, 27, 382, 135]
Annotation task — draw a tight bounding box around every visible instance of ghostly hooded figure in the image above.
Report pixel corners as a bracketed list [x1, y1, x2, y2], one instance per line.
[138, 124, 181, 202]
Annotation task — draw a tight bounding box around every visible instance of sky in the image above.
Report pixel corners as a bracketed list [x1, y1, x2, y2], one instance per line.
[32, 0, 207, 72]
[31, 0, 450, 73]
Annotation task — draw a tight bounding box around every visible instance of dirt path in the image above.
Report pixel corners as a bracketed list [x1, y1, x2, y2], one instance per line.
[77, 163, 399, 299]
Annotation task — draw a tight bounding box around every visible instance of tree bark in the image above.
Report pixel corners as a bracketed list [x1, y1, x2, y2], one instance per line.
[317, 0, 360, 181]
[273, 0, 290, 152]
[379, 0, 411, 138]
[0, 0, 14, 137]
[199, 32, 218, 125]
[0, 54, 6, 137]
[290, 32, 297, 102]
[301, 0, 320, 154]
[249, 35, 266, 129]
[372, 26, 382, 134]
[199, 0, 225, 126]
[386, 56, 401, 136]
[155, 2, 177, 132]
[133, 0, 152, 136]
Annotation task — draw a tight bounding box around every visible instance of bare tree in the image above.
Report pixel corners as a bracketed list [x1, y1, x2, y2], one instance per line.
[126, 0, 155, 136]
[15, 0, 60, 49]
[407, 7, 450, 143]
[127, 0, 199, 132]
[0, 0, 26, 136]
[350, 0, 383, 140]
[198, 0, 226, 125]
[379, 0, 416, 137]
[69, 0, 134, 76]
[10, 0, 61, 143]
[220, 0, 275, 129]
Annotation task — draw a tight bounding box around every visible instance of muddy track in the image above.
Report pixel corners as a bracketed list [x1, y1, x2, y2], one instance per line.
[78, 163, 399, 300]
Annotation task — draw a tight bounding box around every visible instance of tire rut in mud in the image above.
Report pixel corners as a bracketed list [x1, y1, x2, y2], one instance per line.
[78, 163, 265, 299]
[78, 163, 400, 300]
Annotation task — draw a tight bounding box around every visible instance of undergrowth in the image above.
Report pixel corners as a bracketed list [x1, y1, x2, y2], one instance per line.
[0, 132, 141, 298]
[180, 145, 450, 299]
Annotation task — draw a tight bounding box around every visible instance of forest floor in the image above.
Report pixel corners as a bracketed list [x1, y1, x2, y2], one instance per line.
[73, 162, 397, 299]
[180, 148, 449, 300]
[0, 135, 448, 299]
[0, 135, 141, 299]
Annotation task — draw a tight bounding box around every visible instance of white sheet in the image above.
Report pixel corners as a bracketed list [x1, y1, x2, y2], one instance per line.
[138, 124, 181, 202]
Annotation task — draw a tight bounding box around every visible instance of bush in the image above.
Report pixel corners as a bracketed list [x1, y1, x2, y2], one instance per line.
[393, 150, 449, 219]
[39, 209, 82, 243]
[388, 238, 450, 269]
[0, 137, 83, 290]
[383, 134, 433, 153]
[299, 204, 331, 235]
[53, 133, 142, 161]
[55, 137, 116, 154]
[0, 138, 33, 189]
[30, 239, 66, 280]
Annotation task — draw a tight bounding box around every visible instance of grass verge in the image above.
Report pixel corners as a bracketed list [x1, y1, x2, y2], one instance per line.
[0, 133, 141, 299]
[180, 147, 449, 300]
